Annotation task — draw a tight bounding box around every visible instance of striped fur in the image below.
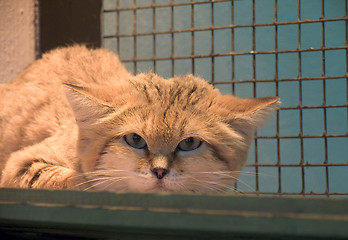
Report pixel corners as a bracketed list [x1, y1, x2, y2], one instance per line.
[0, 46, 279, 192]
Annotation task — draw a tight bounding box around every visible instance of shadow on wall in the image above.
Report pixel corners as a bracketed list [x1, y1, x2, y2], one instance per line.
[39, 0, 101, 54]
[0, 0, 101, 83]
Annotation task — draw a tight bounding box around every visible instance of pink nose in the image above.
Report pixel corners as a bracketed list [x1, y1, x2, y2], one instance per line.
[152, 168, 169, 179]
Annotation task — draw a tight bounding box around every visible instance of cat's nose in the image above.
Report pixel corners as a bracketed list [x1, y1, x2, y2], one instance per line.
[152, 168, 169, 179]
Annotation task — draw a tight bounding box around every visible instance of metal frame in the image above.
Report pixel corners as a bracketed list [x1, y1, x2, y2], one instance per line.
[1, 188, 348, 239]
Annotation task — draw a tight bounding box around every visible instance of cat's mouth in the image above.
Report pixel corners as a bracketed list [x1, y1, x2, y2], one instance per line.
[151, 181, 171, 192]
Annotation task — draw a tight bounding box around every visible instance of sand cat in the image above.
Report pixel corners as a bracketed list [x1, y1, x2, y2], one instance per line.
[0, 46, 279, 193]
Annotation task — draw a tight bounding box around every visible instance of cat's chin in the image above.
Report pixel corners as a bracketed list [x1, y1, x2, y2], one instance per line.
[150, 185, 171, 193]
[139, 181, 173, 193]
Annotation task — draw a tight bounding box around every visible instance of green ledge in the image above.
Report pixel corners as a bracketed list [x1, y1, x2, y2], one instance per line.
[0, 188, 348, 239]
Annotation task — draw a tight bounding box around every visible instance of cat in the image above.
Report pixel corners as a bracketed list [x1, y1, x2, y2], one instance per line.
[0, 45, 279, 193]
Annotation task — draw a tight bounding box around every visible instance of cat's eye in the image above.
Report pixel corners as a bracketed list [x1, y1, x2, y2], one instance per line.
[124, 133, 147, 149]
[177, 137, 202, 151]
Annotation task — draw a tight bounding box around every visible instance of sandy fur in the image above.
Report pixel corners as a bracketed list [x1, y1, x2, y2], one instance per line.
[0, 45, 279, 193]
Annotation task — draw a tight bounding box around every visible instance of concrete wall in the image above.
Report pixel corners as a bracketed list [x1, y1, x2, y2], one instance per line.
[0, 0, 38, 83]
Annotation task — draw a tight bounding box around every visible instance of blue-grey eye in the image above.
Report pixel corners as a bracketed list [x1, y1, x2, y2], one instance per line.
[124, 133, 147, 149]
[177, 137, 202, 151]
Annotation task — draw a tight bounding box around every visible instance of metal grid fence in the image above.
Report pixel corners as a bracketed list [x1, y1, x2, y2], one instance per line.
[102, 0, 348, 197]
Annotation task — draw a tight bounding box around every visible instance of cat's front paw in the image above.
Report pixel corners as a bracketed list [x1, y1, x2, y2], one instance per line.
[1, 157, 79, 190]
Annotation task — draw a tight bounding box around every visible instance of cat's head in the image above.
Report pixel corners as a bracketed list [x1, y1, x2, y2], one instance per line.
[65, 73, 279, 193]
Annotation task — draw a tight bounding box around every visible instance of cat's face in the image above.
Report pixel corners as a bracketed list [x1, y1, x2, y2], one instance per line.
[85, 102, 240, 193]
[65, 73, 279, 193]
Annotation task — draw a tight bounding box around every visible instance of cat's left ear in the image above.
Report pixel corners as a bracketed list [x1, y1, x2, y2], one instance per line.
[217, 95, 280, 128]
[63, 84, 114, 126]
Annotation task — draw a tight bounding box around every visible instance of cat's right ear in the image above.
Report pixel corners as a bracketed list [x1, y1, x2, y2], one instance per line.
[63, 84, 114, 126]
[214, 95, 280, 133]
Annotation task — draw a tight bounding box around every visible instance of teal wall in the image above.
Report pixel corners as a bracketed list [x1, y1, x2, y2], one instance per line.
[102, 0, 348, 197]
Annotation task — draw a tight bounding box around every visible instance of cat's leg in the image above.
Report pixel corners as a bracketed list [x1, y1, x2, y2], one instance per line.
[0, 145, 84, 190]
[2, 158, 75, 189]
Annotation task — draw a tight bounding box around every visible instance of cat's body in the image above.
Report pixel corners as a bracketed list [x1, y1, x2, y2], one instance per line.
[0, 46, 279, 192]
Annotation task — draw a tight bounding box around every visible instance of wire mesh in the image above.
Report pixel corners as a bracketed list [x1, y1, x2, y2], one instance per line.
[102, 0, 348, 197]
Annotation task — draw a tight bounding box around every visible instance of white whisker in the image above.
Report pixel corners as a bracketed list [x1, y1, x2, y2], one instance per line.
[73, 176, 124, 189]
[185, 176, 231, 192]
[83, 177, 128, 191]
[234, 170, 277, 178]
[101, 178, 128, 191]
[234, 178, 255, 192]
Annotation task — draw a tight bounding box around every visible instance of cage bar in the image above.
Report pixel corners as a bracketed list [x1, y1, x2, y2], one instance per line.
[102, 0, 348, 197]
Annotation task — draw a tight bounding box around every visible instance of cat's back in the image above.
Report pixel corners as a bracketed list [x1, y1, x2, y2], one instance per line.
[1, 45, 130, 121]
[0, 46, 130, 164]
[1, 45, 129, 122]
[11, 45, 130, 86]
